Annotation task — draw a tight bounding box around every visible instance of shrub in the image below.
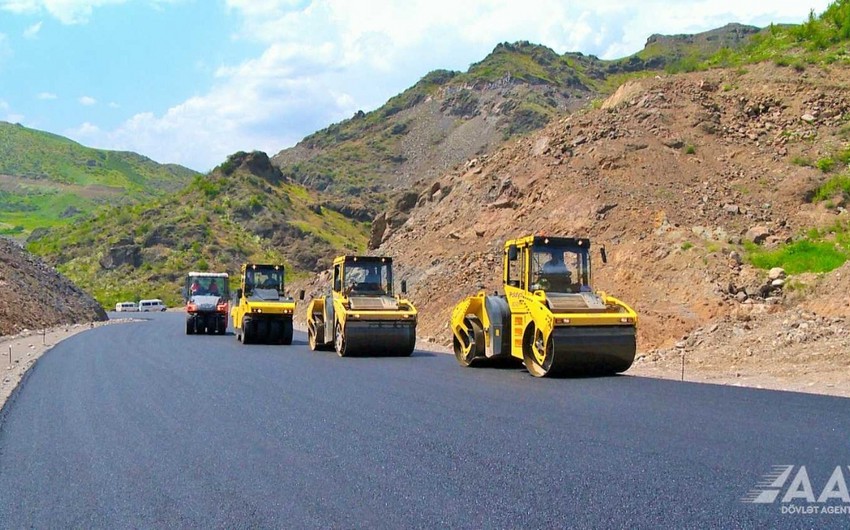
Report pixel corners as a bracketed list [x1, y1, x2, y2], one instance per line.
[748, 239, 847, 274]
[812, 174, 850, 201]
[817, 157, 836, 172]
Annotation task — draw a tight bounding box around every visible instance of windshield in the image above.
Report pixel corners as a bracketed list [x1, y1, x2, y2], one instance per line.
[188, 275, 229, 297]
[529, 244, 591, 293]
[343, 261, 393, 296]
[245, 266, 283, 295]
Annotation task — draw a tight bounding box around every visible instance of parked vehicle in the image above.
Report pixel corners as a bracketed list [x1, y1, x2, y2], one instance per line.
[115, 301, 138, 312]
[139, 299, 167, 312]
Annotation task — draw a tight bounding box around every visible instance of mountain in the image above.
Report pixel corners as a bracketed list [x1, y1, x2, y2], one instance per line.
[27, 151, 369, 308]
[270, 24, 761, 214]
[0, 121, 199, 238]
[28, 6, 849, 315]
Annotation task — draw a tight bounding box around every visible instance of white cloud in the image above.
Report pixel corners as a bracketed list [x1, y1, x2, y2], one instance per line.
[6, 113, 25, 123]
[0, 0, 125, 24]
[36, 91, 57, 100]
[23, 21, 41, 38]
[108, 101, 120, 108]
[70, 0, 835, 170]
[78, 95, 96, 106]
[76, 42, 354, 170]
[0, 99, 8, 111]
[68, 121, 100, 136]
[0, 0, 184, 25]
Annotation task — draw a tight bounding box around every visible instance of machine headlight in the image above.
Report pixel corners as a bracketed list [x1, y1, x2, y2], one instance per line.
[556, 318, 571, 324]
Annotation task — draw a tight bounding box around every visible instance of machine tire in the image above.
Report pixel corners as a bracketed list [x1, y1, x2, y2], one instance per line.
[400, 329, 416, 357]
[523, 323, 554, 378]
[334, 322, 349, 357]
[454, 315, 484, 367]
[281, 319, 293, 345]
[242, 318, 252, 345]
[269, 320, 282, 344]
[307, 323, 318, 351]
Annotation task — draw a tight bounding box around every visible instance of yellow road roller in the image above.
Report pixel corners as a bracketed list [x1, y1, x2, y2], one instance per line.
[231, 263, 298, 345]
[450, 235, 637, 377]
[305, 255, 417, 356]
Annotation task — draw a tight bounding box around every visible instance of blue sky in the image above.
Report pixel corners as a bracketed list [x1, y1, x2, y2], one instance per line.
[0, 0, 834, 171]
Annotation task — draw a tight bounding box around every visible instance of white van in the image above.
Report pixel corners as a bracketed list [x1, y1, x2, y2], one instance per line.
[139, 299, 167, 312]
[115, 302, 138, 312]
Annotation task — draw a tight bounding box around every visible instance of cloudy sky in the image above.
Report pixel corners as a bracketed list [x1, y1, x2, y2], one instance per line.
[0, 0, 834, 171]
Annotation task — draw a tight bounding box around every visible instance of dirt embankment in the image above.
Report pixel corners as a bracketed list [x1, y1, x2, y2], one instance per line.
[319, 63, 850, 395]
[0, 237, 107, 336]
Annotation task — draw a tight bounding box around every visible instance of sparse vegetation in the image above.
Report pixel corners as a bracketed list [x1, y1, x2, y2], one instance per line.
[748, 239, 847, 273]
[746, 220, 850, 273]
[811, 174, 850, 202]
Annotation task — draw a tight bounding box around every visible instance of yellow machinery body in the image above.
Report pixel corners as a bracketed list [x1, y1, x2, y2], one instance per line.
[231, 263, 297, 345]
[450, 235, 637, 377]
[305, 255, 417, 356]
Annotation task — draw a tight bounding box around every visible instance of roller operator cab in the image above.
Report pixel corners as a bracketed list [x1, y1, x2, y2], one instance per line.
[450, 235, 638, 377]
[305, 255, 417, 357]
[185, 272, 230, 335]
[231, 264, 298, 345]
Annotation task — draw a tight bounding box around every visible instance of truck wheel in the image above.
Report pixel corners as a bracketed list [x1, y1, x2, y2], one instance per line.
[217, 316, 227, 335]
[186, 317, 195, 335]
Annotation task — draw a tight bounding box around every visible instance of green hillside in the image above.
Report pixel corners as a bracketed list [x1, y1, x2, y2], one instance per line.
[272, 27, 761, 209]
[0, 121, 198, 236]
[27, 151, 369, 308]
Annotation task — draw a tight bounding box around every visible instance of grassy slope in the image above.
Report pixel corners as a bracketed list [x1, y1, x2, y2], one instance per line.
[27, 152, 369, 308]
[0, 121, 198, 235]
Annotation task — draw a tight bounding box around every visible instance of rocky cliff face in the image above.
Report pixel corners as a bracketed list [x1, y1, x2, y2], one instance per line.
[0, 237, 107, 335]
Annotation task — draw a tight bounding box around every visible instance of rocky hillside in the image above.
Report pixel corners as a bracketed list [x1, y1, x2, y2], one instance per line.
[0, 121, 198, 238]
[0, 237, 106, 335]
[27, 152, 369, 308]
[340, 62, 850, 360]
[272, 25, 759, 212]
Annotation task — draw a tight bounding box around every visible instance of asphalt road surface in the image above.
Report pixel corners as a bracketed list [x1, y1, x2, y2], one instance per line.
[1, 312, 848, 528]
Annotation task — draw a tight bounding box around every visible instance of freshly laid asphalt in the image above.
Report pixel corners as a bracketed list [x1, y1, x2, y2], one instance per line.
[0, 312, 848, 528]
